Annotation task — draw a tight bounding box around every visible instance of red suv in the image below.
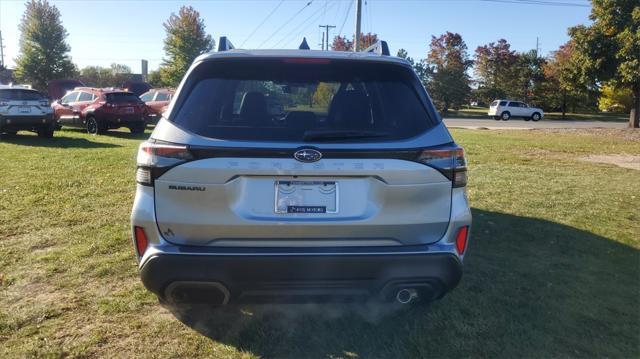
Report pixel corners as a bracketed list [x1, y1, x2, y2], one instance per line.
[140, 88, 174, 125]
[52, 87, 146, 134]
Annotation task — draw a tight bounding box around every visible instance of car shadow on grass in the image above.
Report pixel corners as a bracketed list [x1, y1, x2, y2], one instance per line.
[0, 133, 121, 148]
[162, 209, 639, 358]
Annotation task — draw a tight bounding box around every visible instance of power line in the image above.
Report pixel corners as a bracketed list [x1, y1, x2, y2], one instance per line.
[275, 1, 338, 49]
[272, 1, 334, 49]
[240, 0, 285, 48]
[478, 0, 590, 7]
[258, 0, 315, 49]
[338, 0, 353, 37]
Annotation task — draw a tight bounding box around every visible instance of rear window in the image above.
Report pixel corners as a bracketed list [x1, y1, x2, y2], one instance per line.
[490, 100, 498, 107]
[170, 59, 435, 142]
[0, 89, 45, 101]
[106, 93, 141, 103]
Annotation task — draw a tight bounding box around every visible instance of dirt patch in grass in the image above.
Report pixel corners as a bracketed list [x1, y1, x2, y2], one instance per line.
[580, 154, 640, 171]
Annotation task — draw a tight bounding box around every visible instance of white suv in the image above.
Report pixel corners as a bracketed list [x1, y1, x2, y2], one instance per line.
[0, 85, 56, 137]
[488, 100, 543, 121]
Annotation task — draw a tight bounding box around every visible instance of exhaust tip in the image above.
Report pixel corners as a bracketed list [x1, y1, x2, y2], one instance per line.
[396, 288, 418, 304]
[165, 281, 230, 306]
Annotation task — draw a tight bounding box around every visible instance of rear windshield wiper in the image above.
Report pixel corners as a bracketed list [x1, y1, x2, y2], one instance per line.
[303, 130, 391, 142]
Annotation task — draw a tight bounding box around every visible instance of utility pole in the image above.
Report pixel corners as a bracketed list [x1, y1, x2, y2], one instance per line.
[318, 24, 335, 50]
[354, 0, 362, 52]
[0, 31, 4, 68]
[535, 37, 540, 57]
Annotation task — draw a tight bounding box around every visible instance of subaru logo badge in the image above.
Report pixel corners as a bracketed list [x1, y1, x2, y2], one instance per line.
[294, 148, 322, 163]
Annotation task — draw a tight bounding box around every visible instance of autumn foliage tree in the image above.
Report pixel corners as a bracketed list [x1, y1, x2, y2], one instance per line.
[569, 0, 640, 127]
[159, 6, 214, 87]
[331, 33, 378, 51]
[14, 0, 76, 90]
[424, 32, 472, 113]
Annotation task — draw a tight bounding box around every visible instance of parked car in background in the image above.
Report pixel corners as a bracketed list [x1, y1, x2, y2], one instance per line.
[52, 87, 146, 134]
[47, 79, 84, 101]
[0, 85, 56, 138]
[140, 88, 174, 124]
[488, 100, 544, 121]
[131, 39, 472, 307]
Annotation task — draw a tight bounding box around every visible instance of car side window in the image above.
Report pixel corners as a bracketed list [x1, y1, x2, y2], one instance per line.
[140, 92, 155, 102]
[155, 92, 170, 102]
[499, 101, 507, 106]
[78, 92, 93, 102]
[61, 91, 79, 104]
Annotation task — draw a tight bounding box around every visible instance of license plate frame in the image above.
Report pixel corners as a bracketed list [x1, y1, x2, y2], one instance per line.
[19, 106, 31, 113]
[122, 107, 134, 114]
[274, 180, 338, 214]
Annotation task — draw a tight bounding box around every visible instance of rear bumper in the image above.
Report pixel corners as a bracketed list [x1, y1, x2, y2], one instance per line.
[140, 250, 463, 304]
[0, 114, 55, 130]
[96, 112, 145, 126]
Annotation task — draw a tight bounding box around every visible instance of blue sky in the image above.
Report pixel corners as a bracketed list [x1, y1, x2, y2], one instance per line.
[0, 0, 592, 73]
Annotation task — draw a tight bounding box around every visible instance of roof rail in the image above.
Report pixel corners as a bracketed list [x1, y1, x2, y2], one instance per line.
[299, 37, 310, 50]
[364, 40, 390, 56]
[217, 36, 235, 52]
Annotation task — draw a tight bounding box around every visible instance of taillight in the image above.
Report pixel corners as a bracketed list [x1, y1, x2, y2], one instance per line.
[136, 141, 193, 186]
[134, 226, 149, 256]
[455, 226, 469, 255]
[416, 145, 467, 187]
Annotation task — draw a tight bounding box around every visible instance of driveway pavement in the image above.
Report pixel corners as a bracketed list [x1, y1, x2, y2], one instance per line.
[444, 118, 627, 129]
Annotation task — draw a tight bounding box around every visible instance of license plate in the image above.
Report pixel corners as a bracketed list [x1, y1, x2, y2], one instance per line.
[122, 107, 134, 114]
[275, 181, 338, 214]
[19, 106, 30, 113]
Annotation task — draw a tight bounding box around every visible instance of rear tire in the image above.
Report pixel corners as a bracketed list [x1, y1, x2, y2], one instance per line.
[37, 126, 54, 138]
[86, 116, 104, 135]
[129, 122, 146, 134]
[500, 111, 511, 121]
[531, 112, 541, 121]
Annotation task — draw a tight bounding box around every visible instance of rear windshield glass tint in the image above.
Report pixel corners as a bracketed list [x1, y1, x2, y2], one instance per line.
[0, 89, 45, 101]
[170, 59, 435, 142]
[106, 93, 140, 103]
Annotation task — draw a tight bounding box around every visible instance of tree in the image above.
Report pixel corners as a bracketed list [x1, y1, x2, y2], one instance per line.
[159, 6, 214, 87]
[598, 83, 633, 113]
[512, 50, 546, 105]
[330, 33, 378, 51]
[473, 39, 519, 104]
[569, 0, 640, 128]
[14, 0, 76, 90]
[147, 70, 164, 88]
[79, 63, 132, 88]
[425, 32, 472, 113]
[541, 40, 593, 118]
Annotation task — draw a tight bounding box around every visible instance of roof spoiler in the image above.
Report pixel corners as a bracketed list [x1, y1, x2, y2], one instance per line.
[364, 40, 390, 56]
[217, 36, 235, 52]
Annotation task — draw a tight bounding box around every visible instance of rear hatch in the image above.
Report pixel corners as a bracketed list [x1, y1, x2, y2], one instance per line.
[105, 92, 144, 115]
[0, 89, 49, 116]
[143, 58, 464, 248]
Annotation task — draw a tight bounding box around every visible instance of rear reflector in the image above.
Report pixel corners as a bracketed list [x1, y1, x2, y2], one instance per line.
[455, 226, 469, 255]
[134, 226, 149, 256]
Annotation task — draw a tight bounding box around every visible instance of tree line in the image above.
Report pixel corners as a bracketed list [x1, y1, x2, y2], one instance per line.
[9, 0, 639, 127]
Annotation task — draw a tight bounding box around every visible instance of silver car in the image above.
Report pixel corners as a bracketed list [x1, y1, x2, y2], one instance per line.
[0, 85, 56, 138]
[131, 39, 472, 306]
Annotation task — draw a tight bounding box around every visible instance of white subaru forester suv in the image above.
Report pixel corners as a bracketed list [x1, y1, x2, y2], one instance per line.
[131, 38, 472, 307]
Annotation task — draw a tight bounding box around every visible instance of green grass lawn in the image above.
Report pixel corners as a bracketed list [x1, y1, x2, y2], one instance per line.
[1, 128, 639, 358]
[446, 107, 629, 122]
